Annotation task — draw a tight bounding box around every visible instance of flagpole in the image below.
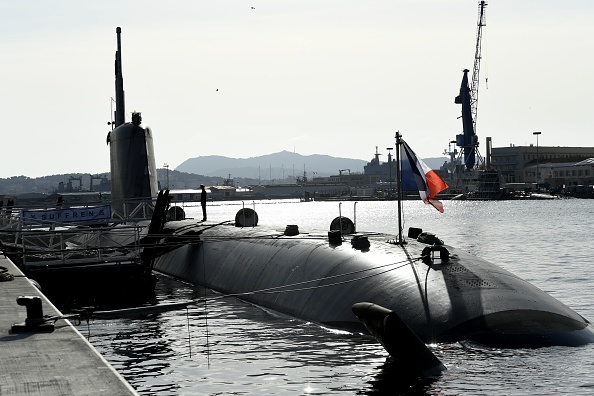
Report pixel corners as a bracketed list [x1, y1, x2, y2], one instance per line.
[395, 131, 404, 244]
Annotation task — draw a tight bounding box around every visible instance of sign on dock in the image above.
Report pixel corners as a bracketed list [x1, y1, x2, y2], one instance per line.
[22, 205, 112, 226]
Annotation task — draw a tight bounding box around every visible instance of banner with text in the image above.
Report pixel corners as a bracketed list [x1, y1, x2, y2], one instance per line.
[22, 205, 112, 225]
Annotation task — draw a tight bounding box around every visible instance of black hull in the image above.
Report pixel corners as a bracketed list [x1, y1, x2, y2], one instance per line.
[150, 220, 594, 348]
[3, 249, 157, 310]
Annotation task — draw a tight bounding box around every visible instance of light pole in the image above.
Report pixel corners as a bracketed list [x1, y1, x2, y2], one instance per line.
[386, 147, 393, 199]
[164, 163, 169, 190]
[533, 132, 541, 186]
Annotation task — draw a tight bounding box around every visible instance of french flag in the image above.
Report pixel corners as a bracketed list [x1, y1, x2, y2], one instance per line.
[401, 141, 449, 213]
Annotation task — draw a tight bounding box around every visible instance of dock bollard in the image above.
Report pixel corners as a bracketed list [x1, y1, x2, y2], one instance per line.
[11, 296, 55, 333]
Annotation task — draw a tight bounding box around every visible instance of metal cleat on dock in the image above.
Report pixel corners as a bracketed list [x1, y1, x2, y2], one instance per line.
[11, 295, 55, 333]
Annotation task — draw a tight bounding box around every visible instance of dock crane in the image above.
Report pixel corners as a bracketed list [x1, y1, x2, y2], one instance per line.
[454, 0, 487, 171]
[470, 0, 487, 137]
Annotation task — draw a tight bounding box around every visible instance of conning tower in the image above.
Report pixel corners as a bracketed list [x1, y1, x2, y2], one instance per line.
[107, 27, 158, 219]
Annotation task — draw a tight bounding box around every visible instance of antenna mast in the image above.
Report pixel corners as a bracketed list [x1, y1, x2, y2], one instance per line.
[470, 1, 487, 135]
[114, 27, 125, 127]
[395, 131, 404, 244]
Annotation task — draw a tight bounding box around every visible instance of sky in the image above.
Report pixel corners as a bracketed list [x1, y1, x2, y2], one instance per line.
[1, 0, 593, 178]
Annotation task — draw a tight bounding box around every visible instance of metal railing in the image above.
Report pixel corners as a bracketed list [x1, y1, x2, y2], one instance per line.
[0, 198, 154, 269]
[1, 224, 143, 269]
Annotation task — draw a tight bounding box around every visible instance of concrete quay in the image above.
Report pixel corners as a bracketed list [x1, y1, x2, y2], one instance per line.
[0, 256, 138, 395]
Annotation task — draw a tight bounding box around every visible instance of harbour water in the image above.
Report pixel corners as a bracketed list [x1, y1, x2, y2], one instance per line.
[80, 199, 594, 395]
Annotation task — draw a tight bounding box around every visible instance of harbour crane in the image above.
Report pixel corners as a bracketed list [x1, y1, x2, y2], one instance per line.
[454, 0, 487, 171]
[470, 0, 487, 136]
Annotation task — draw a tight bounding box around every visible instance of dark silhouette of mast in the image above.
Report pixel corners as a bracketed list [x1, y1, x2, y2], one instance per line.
[114, 27, 125, 127]
[395, 131, 404, 244]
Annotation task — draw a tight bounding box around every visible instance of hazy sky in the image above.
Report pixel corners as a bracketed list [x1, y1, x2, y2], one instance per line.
[1, 1, 593, 178]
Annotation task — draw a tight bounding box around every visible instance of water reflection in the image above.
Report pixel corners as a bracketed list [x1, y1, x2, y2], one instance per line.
[361, 358, 439, 395]
[85, 275, 396, 394]
[84, 268, 594, 395]
[87, 316, 179, 393]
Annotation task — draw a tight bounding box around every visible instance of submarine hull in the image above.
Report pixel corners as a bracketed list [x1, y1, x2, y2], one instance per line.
[152, 220, 594, 348]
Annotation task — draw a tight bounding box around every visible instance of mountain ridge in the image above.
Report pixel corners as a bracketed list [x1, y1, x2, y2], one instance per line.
[176, 150, 447, 179]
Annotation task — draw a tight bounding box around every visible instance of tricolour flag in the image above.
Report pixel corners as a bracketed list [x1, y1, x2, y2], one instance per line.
[401, 140, 449, 213]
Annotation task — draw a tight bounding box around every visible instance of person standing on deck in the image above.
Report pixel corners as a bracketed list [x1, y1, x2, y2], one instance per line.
[200, 184, 207, 221]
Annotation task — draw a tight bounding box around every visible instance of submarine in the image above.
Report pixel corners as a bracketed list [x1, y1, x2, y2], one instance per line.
[104, 28, 594, 372]
[151, 215, 594, 349]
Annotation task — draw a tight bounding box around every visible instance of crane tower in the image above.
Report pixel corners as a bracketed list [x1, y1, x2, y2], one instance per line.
[470, 1, 487, 135]
[454, 0, 487, 171]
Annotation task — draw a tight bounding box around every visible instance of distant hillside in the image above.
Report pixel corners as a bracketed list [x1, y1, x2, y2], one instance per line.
[176, 151, 369, 180]
[423, 157, 449, 170]
[0, 153, 449, 195]
[176, 151, 449, 179]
